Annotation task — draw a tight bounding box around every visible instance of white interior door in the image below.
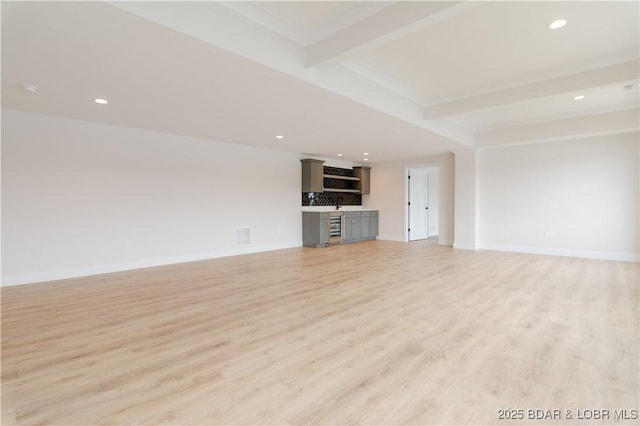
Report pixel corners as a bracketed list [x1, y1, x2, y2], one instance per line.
[409, 168, 429, 241]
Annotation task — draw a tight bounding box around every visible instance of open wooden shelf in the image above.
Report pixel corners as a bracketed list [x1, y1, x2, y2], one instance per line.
[322, 188, 361, 193]
[323, 174, 360, 181]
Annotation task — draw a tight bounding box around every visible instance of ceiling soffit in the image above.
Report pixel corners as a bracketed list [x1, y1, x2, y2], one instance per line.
[3, 1, 639, 160]
[114, 1, 640, 149]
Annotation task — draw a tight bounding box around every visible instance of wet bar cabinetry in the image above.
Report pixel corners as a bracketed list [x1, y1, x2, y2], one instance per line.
[345, 210, 378, 243]
[301, 159, 371, 194]
[300, 159, 324, 192]
[302, 210, 378, 248]
[302, 212, 330, 248]
[353, 166, 371, 195]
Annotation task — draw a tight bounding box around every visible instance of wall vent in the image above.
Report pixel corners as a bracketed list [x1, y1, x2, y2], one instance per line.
[236, 228, 251, 246]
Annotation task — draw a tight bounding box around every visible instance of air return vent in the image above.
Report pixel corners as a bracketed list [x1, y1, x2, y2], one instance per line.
[236, 228, 251, 246]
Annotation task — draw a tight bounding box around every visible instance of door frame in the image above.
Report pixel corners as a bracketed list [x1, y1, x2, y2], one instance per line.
[405, 164, 441, 243]
[408, 167, 430, 241]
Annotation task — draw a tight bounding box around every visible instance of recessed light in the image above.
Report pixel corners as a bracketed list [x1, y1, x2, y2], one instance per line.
[337, 153, 343, 157]
[22, 84, 38, 93]
[573, 95, 585, 100]
[363, 158, 369, 162]
[549, 19, 566, 30]
[94, 98, 108, 104]
[363, 152, 369, 156]
[275, 135, 284, 139]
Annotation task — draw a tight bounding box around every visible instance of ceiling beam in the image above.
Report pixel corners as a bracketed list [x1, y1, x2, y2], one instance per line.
[475, 108, 639, 148]
[306, 1, 468, 68]
[424, 60, 640, 119]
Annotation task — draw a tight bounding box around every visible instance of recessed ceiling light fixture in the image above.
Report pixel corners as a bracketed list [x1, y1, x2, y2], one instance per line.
[363, 152, 369, 156]
[94, 98, 108, 104]
[275, 135, 284, 139]
[22, 84, 38, 93]
[337, 153, 343, 157]
[549, 19, 567, 30]
[363, 158, 369, 162]
[573, 95, 585, 100]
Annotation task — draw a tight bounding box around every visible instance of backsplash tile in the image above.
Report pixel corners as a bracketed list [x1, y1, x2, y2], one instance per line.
[302, 192, 362, 207]
[323, 166, 355, 177]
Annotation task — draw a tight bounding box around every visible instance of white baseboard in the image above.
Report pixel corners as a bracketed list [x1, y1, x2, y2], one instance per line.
[453, 242, 478, 250]
[7, 240, 634, 287]
[478, 242, 639, 262]
[378, 235, 453, 246]
[1, 241, 303, 287]
[377, 234, 406, 242]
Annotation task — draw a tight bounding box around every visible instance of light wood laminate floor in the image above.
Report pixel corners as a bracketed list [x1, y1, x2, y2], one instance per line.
[2, 241, 638, 425]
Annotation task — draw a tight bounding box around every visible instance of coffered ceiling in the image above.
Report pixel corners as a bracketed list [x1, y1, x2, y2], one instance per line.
[2, 1, 638, 162]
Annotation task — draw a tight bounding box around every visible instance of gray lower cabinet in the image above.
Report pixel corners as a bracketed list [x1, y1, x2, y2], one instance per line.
[345, 210, 378, 243]
[361, 211, 378, 239]
[345, 212, 362, 241]
[303, 210, 379, 247]
[302, 212, 329, 248]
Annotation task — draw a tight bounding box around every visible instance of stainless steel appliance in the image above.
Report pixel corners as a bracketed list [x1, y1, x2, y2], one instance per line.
[327, 211, 344, 245]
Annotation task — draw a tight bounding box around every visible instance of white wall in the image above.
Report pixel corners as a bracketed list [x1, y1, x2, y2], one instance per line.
[453, 150, 478, 249]
[1, 110, 302, 286]
[477, 133, 639, 261]
[366, 153, 454, 245]
[368, 133, 638, 261]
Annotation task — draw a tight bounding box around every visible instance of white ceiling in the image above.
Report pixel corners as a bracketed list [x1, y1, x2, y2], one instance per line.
[221, 1, 394, 46]
[353, 1, 639, 102]
[2, 1, 638, 163]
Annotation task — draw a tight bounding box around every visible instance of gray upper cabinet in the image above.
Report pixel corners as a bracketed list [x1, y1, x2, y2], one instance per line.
[302, 160, 372, 195]
[353, 166, 371, 194]
[301, 159, 324, 192]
